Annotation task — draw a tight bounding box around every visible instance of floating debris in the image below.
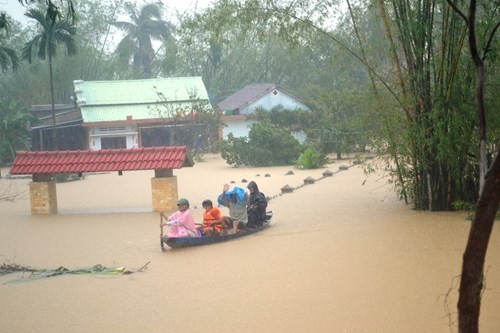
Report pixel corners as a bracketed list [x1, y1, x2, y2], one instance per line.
[339, 164, 349, 171]
[1, 261, 150, 284]
[1, 262, 36, 275]
[230, 180, 236, 183]
[241, 179, 247, 183]
[265, 174, 271, 177]
[255, 174, 260, 177]
[285, 170, 294, 175]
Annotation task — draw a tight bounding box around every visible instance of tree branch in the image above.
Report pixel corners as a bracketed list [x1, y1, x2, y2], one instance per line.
[242, 5, 404, 108]
[483, 21, 500, 60]
[445, 0, 469, 24]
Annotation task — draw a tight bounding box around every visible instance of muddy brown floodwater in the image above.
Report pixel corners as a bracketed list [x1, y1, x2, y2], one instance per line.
[0, 154, 499, 333]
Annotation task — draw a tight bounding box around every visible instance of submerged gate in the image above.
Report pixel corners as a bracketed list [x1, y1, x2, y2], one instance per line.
[9, 146, 193, 215]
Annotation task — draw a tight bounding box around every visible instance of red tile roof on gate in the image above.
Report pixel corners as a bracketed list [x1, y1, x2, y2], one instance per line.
[9, 146, 194, 175]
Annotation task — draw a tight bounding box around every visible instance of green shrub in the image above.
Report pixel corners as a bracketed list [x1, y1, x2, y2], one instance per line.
[296, 147, 329, 169]
[220, 123, 302, 167]
[452, 201, 475, 220]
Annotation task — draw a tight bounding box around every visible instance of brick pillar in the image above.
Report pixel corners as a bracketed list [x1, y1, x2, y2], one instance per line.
[151, 176, 178, 213]
[29, 181, 58, 214]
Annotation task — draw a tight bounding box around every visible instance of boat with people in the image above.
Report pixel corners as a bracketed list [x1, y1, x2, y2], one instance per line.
[160, 211, 273, 250]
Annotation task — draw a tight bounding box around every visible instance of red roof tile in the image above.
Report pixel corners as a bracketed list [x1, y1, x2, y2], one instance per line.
[10, 146, 193, 175]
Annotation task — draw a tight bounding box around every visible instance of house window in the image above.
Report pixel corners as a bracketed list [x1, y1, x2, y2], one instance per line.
[101, 137, 127, 149]
[98, 126, 127, 133]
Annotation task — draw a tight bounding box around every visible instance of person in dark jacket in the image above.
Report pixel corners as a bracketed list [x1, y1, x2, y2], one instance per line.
[247, 181, 267, 228]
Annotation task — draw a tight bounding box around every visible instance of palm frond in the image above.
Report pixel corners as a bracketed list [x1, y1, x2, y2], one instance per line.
[21, 36, 39, 63]
[111, 21, 137, 34]
[0, 46, 20, 71]
[0, 13, 11, 36]
[24, 9, 50, 30]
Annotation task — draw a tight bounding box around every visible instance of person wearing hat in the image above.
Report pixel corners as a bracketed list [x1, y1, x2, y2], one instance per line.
[200, 199, 223, 236]
[247, 181, 267, 228]
[160, 198, 199, 238]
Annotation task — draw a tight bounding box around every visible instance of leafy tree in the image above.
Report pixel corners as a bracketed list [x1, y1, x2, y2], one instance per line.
[0, 14, 20, 72]
[112, 2, 173, 78]
[0, 98, 36, 177]
[254, 107, 309, 131]
[1, 0, 126, 107]
[178, 3, 306, 94]
[16, 0, 77, 24]
[220, 122, 302, 167]
[21, 8, 76, 150]
[361, 0, 499, 210]
[66, 0, 127, 80]
[146, 87, 220, 158]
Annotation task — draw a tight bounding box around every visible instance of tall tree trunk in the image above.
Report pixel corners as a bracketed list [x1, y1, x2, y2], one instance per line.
[49, 56, 57, 150]
[444, 0, 500, 331]
[465, 1, 487, 196]
[458, 150, 500, 333]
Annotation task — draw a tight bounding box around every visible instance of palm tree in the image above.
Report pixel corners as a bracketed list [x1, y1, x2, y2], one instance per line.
[0, 13, 20, 72]
[0, 98, 36, 178]
[21, 8, 76, 150]
[112, 2, 172, 77]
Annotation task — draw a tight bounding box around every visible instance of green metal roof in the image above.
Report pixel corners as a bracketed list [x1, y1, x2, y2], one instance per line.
[74, 77, 212, 123]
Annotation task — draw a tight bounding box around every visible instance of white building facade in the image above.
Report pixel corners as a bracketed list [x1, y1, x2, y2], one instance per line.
[217, 84, 311, 142]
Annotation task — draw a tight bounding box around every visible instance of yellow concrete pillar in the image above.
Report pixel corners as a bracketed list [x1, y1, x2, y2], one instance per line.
[151, 176, 178, 213]
[29, 181, 58, 214]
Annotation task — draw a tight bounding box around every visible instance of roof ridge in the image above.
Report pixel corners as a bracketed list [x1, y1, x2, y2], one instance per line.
[76, 76, 203, 84]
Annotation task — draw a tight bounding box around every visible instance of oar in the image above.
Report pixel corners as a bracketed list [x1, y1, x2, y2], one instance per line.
[160, 213, 165, 251]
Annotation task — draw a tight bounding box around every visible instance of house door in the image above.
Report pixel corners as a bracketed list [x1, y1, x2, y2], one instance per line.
[101, 137, 127, 149]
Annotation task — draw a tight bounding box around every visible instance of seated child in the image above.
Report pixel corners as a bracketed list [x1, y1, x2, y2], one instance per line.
[200, 199, 223, 236]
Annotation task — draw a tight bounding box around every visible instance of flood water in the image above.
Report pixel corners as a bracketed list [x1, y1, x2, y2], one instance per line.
[1, 154, 499, 333]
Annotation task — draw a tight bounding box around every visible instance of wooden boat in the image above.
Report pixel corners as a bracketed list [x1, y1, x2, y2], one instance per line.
[161, 211, 273, 250]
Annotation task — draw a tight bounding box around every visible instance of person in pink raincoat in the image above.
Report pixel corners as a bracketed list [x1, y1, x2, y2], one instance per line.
[160, 198, 200, 238]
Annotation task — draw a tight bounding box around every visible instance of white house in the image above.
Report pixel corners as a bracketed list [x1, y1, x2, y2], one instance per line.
[216, 83, 311, 140]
